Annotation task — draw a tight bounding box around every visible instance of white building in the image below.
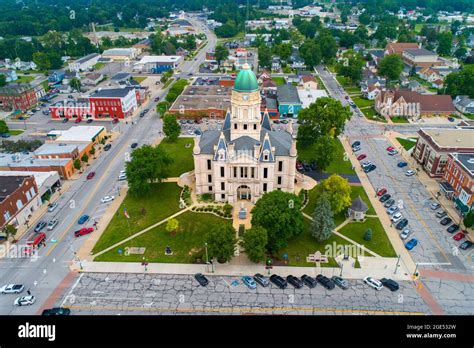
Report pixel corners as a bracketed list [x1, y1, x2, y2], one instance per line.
[193, 64, 297, 204]
[133, 55, 183, 73]
[102, 48, 140, 61]
[68, 53, 101, 72]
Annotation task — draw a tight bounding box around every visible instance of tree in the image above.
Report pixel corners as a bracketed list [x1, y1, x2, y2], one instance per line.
[73, 158, 81, 170]
[310, 192, 335, 242]
[206, 224, 236, 263]
[313, 175, 352, 214]
[0, 120, 9, 134]
[0, 74, 6, 87]
[214, 23, 238, 38]
[364, 228, 373, 241]
[318, 30, 337, 62]
[251, 190, 304, 253]
[165, 218, 179, 234]
[32, 52, 51, 71]
[214, 44, 229, 65]
[89, 146, 96, 156]
[242, 226, 268, 263]
[463, 211, 474, 229]
[163, 115, 181, 141]
[297, 97, 351, 147]
[3, 224, 17, 242]
[258, 44, 272, 69]
[125, 145, 172, 195]
[69, 78, 81, 92]
[378, 54, 404, 82]
[273, 43, 292, 62]
[81, 153, 89, 163]
[444, 65, 474, 98]
[310, 135, 337, 171]
[299, 39, 322, 68]
[437, 31, 453, 56]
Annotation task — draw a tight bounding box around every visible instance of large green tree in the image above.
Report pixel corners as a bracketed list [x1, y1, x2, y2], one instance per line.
[251, 190, 304, 253]
[444, 65, 474, 98]
[310, 135, 338, 171]
[242, 226, 268, 263]
[163, 115, 181, 141]
[206, 224, 236, 263]
[125, 145, 172, 195]
[378, 54, 404, 82]
[437, 31, 453, 56]
[258, 44, 272, 69]
[214, 44, 229, 65]
[297, 97, 351, 147]
[313, 175, 352, 214]
[311, 192, 335, 242]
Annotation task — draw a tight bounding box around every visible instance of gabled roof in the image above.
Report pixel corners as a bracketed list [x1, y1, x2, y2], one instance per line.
[385, 42, 419, 55]
[381, 90, 455, 112]
[213, 133, 228, 161]
[259, 133, 274, 162]
[261, 110, 272, 131]
[350, 196, 369, 212]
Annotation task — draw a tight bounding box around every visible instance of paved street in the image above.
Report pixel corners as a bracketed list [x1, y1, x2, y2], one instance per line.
[56, 273, 429, 315]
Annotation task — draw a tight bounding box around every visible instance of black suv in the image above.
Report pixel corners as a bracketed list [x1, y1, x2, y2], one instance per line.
[440, 217, 452, 226]
[380, 278, 399, 292]
[253, 273, 269, 287]
[42, 307, 71, 316]
[379, 194, 391, 203]
[301, 274, 317, 288]
[286, 275, 304, 289]
[396, 218, 408, 230]
[316, 274, 335, 290]
[194, 273, 209, 287]
[104, 144, 112, 151]
[270, 274, 287, 289]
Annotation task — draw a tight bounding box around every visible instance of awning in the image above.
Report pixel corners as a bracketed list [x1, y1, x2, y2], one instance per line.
[454, 198, 470, 214]
[439, 181, 454, 193]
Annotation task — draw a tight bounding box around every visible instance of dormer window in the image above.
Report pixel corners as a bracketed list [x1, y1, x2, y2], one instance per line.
[218, 149, 225, 160]
[263, 150, 269, 161]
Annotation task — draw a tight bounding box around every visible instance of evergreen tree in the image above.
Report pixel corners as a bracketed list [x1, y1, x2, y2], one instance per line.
[311, 192, 335, 242]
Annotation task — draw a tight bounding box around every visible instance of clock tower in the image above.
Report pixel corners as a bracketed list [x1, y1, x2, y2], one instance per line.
[230, 63, 261, 141]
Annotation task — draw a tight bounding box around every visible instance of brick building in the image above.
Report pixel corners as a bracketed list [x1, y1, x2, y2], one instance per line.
[0, 85, 38, 111]
[442, 153, 474, 214]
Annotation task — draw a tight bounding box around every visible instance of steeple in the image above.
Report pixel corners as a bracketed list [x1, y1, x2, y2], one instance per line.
[261, 109, 272, 131]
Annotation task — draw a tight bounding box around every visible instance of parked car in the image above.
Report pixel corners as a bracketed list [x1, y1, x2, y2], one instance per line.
[42, 307, 71, 316]
[384, 199, 395, 208]
[269, 274, 287, 289]
[131, 142, 138, 149]
[388, 149, 398, 156]
[118, 173, 127, 181]
[104, 144, 112, 151]
[377, 188, 387, 196]
[34, 221, 46, 232]
[47, 219, 58, 231]
[42, 110, 49, 115]
[0, 284, 24, 294]
[396, 218, 409, 230]
[459, 241, 473, 250]
[253, 273, 269, 287]
[357, 154, 367, 161]
[387, 205, 399, 215]
[0, 133, 11, 138]
[112, 118, 119, 124]
[154, 97, 160, 102]
[446, 224, 460, 234]
[405, 170, 415, 177]
[194, 273, 209, 287]
[379, 193, 391, 203]
[101, 195, 115, 203]
[397, 161, 408, 168]
[316, 274, 335, 290]
[87, 172, 95, 180]
[286, 275, 304, 289]
[436, 210, 447, 218]
[77, 215, 89, 224]
[74, 117, 82, 124]
[74, 227, 94, 237]
[440, 217, 452, 226]
[380, 278, 399, 292]
[364, 164, 377, 173]
[430, 202, 441, 210]
[47, 202, 59, 212]
[361, 161, 373, 169]
[242, 276, 257, 290]
[301, 274, 317, 288]
[353, 146, 361, 152]
[400, 228, 411, 240]
[391, 212, 403, 223]
[405, 238, 418, 250]
[453, 232, 465, 241]
[331, 276, 350, 290]
[62, 118, 69, 123]
[14, 295, 36, 306]
[386, 146, 395, 151]
[86, 119, 93, 123]
[363, 277, 383, 291]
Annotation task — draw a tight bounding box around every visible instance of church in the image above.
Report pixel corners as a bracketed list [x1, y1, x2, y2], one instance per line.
[193, 64, 297, 204]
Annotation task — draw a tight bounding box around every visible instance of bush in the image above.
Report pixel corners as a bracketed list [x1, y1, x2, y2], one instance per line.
[364, 228, 372, 241]
[223, 203, 233, 215]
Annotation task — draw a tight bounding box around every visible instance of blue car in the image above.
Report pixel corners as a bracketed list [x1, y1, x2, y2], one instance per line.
[397, 161, 408, 168]
[405, 238, 418, 250]
[242, 276, 257, 289]
[78, 215, 90, 225]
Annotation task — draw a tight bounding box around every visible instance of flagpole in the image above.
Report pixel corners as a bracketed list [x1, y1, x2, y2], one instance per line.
[124, 207, 132, 247]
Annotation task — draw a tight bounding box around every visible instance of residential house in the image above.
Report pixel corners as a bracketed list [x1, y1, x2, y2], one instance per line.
[417, 67, 442, 82]
[369, 49, 385, 66]
[431, 79, 444, 90]
[408, 80, 424, 93]
[261, 79, 277, 92]
[257, 71, 272, 84]
[271, 57, 281, 72]
[48, 70, 66, 85]
[385, 42, 420, 56]
[364, 84, 382, 100]
[176, 47, 189, 57]
[0, 69, 18, 82]
[277, 84, 302, 117]
[299, 75, 318, 90]
[83, 73, 103, 86]
[454, 96, 474, 114]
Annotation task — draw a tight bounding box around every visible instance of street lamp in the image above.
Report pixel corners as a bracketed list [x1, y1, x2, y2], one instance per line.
[204, 242, 209, 272]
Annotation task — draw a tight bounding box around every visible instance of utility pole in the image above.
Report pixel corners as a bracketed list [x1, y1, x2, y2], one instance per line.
[394, 254, 401, 274]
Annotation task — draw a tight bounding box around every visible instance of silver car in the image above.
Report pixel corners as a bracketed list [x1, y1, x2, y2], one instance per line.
[387, 206, 399, 215]
[47, 218, 58, 231]
[400, 228, 410, 240]
[331, 276, 350, 290]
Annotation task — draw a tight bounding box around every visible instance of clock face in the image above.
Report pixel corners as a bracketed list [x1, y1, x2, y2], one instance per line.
[243, 94, 249, 101]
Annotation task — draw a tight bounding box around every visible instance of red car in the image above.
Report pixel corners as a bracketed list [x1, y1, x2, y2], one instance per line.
[86, 171, 95, 180]
[453, 231, 466, 241]
[75, 117, 82, 124]
[377, 188, 387, 196]
[386, 146, 395, 151]
[357, 154, 367, 161]
[112, 118, 119, 124]
[74, 227, 94, 237]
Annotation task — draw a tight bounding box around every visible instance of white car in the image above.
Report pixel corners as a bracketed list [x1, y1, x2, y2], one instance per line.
[0, 284, 24, 294]
[118, 174, 127, 181]
[101, 195, 115, 203]
[47, 218, 58, 231]
[361, 161, 373, 168]
[400, 228, 411, 240]
[430, 202, 441, 210]
[405, 170, 415, 176]
[14, 295, 36, 306]
[47, 202, 59, 212]
[363, 277, 383, 291]
[391, 212, 403, 223]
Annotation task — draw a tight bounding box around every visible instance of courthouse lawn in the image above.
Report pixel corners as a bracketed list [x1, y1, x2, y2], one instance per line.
[157, 137, 194, 177]
[94, 212, 232, 263]
[396, 137, 417, 151]
[92, 183, 182, 254]
[298, 139, 355, 175]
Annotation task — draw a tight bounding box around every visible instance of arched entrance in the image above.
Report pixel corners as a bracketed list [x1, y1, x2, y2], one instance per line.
[237, 185, 251, 200]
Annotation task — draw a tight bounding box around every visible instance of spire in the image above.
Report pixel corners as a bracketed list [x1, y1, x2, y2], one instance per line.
[261, 109, 271, 131]
[213, 132, 228, 161]
[223, 108, 231, 130]
[259, 132, 274, 162]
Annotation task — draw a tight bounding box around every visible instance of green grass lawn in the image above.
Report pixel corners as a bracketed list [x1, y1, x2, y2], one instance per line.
[352, 96, 374, 109]
[362, 107, 387, 123]
[12, 75, 35, 84]
[338, 217, 397, 257]
[92, 183, 183, 254]
[344, 86, 361, 94]
[462, 113, 474, 120]
[271, 77, 286, 86]
[132, 76, 147, 83]
[157, 137, 194, 177]
[8, 129, 24, 136]
[396, 137, 417, 151]
[278, 218, 363, 267]
[95, 212, 231, 263]
[93, 63, 106, 70]
[391, 116, 409, 124]
[298, 138, 355, 176]
[40, 80, 49, 91]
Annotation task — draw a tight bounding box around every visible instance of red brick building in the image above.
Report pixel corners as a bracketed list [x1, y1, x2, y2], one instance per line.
[442, 153, 474, 214]
[0, 85, 38, 111]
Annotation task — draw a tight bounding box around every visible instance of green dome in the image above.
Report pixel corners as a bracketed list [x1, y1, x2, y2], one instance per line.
[233, 64, 258, 93]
